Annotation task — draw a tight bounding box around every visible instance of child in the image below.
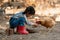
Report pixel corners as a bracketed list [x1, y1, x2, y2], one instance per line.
[7, 6, 38, 35]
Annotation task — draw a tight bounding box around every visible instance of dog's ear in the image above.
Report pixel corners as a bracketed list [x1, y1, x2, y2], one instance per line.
[50, 14, 57, 21]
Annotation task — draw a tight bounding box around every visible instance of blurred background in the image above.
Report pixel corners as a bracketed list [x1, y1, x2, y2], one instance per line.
[0, 0, 60, 21]
[0, 1, 60, 40]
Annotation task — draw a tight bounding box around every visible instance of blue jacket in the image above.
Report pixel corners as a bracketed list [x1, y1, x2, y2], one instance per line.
[9, 12, 34, 28]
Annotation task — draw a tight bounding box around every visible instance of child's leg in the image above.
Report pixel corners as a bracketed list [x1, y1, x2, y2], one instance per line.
[17, 17, 29, 34]
[6, 17, 19, 35]
[9, 17, 19, 28]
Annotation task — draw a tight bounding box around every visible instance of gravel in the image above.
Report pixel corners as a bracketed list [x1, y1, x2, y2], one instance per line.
[0, 19, 60, 40]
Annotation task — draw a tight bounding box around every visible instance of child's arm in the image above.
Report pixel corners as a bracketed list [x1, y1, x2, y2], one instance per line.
[25, 18, 38, 27]
[24, 15, 38, 27]
[25, 20, 35, 26]
[26, 20, 39, 27]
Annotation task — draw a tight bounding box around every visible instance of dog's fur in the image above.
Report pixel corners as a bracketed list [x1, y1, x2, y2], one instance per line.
[36, 15, 57, 32]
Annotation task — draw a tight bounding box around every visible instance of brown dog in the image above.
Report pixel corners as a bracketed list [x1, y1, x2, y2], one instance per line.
[36, 17, 56, 28]
[35, 15, 57, 32]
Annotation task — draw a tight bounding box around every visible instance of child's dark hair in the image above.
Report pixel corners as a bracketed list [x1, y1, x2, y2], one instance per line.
[23, 6, 35, 15]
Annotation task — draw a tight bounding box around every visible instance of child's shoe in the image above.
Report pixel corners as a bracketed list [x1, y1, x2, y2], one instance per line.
[17, 26, 29, 34]
[6, 28, 14, 36]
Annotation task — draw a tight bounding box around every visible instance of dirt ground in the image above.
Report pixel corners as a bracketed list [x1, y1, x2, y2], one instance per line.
[0, 19, 60, 40]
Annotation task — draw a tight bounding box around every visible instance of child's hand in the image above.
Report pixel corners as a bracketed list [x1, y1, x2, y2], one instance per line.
[33, 23, 39, 28]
